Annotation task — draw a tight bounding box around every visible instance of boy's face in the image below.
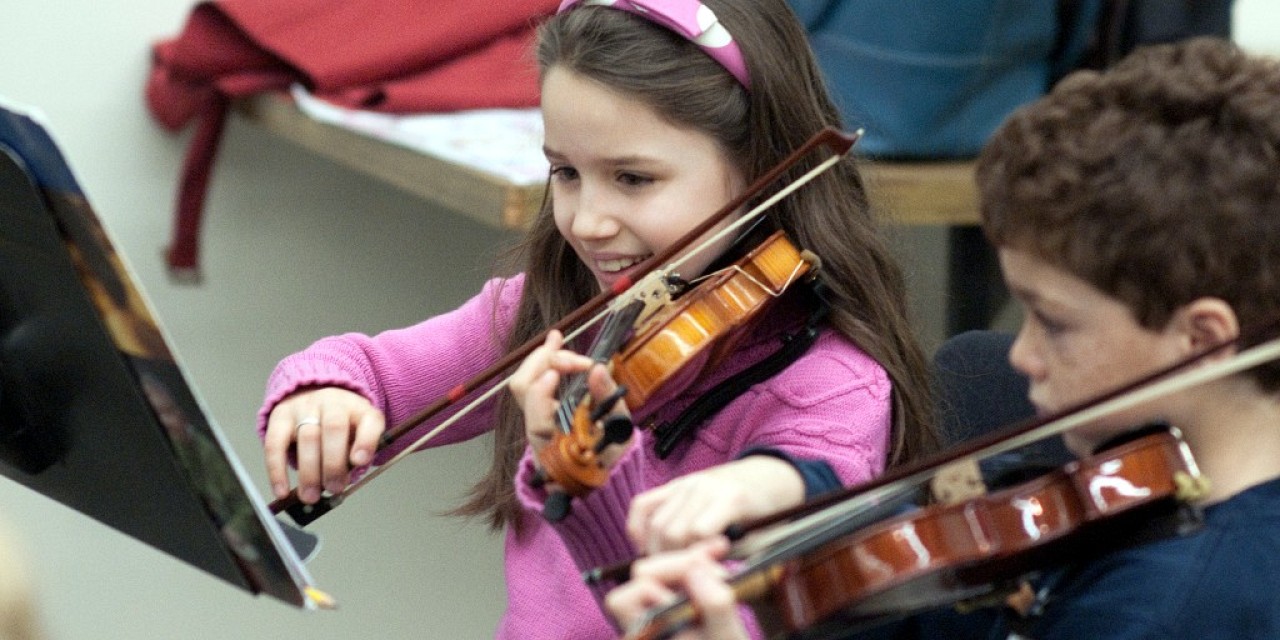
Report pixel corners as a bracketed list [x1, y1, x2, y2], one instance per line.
[999, 247, 1190, 455]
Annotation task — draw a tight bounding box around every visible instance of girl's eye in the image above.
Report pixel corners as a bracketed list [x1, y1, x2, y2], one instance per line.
[617, 172, 652, 187]
[549, 165, 578, 182]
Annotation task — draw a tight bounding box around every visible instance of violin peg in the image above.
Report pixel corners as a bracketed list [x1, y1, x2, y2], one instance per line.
[588, 385, 630, 422]
[593, 415, 634, 454]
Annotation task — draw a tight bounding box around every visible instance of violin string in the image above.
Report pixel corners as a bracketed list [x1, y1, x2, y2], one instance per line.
[631, 484, 918, 635]
[630, 482, 965, 636]
[692, 256, 812, 303]
[330, 298, 663, 502]
[627, 337, 1280, 637]
[555, 301, 646, 434]
[730, 481, 923, 560]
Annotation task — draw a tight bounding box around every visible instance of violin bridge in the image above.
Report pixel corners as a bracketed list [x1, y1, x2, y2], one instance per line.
[1173, 470, 1212, 502]
[929, 459, 988, 504]
[615, 270, 679, 326]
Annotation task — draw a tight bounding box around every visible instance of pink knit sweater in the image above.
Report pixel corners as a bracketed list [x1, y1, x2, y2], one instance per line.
[259, 275, 892, 638]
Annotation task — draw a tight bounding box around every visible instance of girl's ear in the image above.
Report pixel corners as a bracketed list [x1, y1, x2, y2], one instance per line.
[1172, 297, 1239, 356]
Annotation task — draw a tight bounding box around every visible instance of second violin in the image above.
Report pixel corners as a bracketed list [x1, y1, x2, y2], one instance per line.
[625, 427, 1209, 640]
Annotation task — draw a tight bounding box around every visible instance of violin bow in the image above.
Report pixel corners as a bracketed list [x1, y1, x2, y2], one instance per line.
[270, 127, 863, 524]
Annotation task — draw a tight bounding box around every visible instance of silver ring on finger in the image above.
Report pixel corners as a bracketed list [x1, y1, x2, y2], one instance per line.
[294, 416, 321, 436]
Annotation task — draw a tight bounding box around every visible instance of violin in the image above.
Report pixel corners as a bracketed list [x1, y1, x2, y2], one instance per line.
[625, 428, 1209, 640]
[532, 229, 820, 521]
[617, 325, 1280, 640]
[268, 127, 861, 527]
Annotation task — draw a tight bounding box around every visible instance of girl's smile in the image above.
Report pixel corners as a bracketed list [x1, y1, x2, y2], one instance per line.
[540, 65, 747, 292]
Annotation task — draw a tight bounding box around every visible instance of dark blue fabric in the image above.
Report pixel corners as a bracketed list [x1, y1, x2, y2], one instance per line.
[786, 0, 1101, 159]
[0, 105, 85, 194]
[930, 330, 1073, 485]
[844, 476, 1280, 640]
[738, 446, 841, 499]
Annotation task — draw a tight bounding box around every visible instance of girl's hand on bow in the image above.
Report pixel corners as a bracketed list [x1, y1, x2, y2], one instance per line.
[509, 330, 634, 484]
[264, 387, 385, 504]
[627, 456, 804, 554]
[606, 536, 748, 640]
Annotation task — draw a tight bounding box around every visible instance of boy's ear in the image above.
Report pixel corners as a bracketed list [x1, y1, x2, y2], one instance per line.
[1173, 297, 1239, 355]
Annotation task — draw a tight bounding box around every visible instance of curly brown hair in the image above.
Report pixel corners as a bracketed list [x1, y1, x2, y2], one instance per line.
[978, 36, 1280, 388]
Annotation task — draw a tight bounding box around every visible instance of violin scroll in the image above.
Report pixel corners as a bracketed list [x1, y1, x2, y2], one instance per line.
[533, 385, 634, 522]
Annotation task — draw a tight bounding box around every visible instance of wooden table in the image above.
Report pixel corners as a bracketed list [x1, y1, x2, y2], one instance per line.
[234, 93, 980, 230]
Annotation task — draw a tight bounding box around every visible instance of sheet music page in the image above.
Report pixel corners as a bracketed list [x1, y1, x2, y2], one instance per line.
[291, 85, 549, 186]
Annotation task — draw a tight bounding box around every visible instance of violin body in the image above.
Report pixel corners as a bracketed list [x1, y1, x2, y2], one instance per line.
[613, 230, 815, 408]
[769, 429, 1207, 631]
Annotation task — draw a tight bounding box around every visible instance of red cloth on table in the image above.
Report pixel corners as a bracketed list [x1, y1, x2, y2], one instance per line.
[146, 0, 556, 278]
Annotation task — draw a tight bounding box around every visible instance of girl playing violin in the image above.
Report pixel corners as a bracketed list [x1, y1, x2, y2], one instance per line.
[607, 36, 1280, 640]
[257, 0, 938, 637]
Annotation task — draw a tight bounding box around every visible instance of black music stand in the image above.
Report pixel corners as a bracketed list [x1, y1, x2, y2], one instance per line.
[0, 99, 330, 609]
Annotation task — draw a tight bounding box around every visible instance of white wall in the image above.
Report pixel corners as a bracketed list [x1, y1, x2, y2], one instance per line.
[1, 2, 1278, 640]
[1, 1, 513, 638]
[1236, 0, 1280, 57]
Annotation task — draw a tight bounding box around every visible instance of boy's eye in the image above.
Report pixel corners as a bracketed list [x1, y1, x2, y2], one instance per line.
[1035, 311, 1066, 335]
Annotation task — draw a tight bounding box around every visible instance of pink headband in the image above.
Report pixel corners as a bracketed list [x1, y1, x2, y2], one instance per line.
[557, 0, 751, 89]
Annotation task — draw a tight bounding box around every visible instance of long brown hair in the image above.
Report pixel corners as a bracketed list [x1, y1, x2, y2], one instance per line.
[455, 0, 940, 532]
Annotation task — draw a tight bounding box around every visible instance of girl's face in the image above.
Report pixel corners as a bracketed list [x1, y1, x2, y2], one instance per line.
[541, 66, 747, 293]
